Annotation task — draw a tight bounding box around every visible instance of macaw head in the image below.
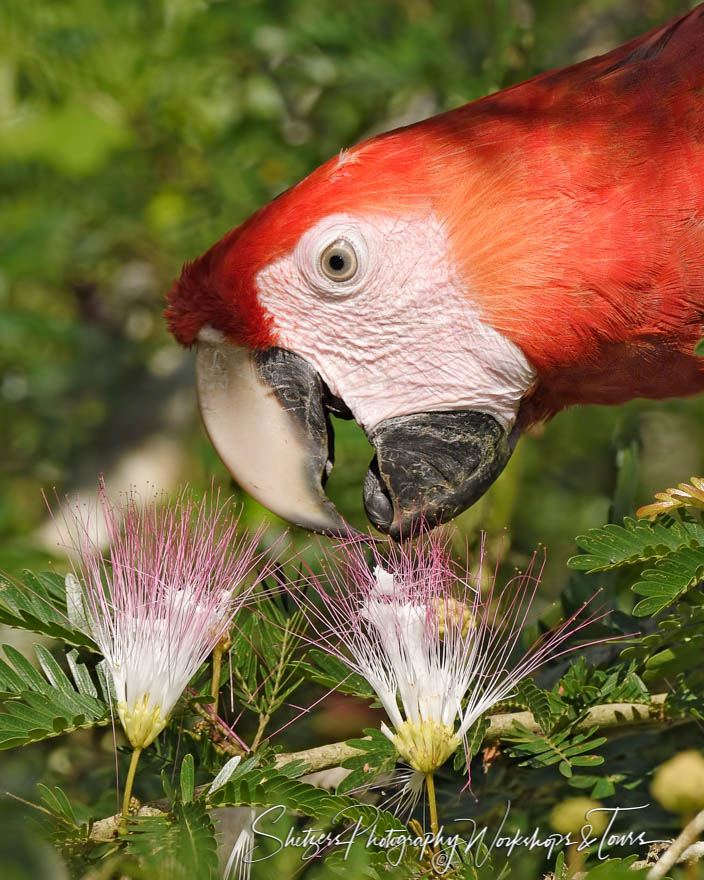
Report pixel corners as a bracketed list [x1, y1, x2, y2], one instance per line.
[165, 48, 704, 537]
[165, 5, 704, 538]
[166, 123, 546, 538]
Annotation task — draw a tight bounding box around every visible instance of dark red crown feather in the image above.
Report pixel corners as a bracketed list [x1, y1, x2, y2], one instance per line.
[164, 218, 277, 349]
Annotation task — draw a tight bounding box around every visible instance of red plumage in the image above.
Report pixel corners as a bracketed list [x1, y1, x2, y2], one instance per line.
[166, 4, 704, 425]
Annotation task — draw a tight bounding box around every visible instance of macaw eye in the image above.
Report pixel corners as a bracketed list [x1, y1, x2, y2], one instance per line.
[320, 239, 358, 282]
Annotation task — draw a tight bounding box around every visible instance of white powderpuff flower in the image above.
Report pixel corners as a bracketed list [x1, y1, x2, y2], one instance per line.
[293, 528, 611, 776]
[217, 806, 256, 880]
[56, 483, 271, 749]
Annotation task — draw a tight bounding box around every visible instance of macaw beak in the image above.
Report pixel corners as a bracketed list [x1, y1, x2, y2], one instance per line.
[196, 341, 516, 539]
[195, 339, 358, 536]
[363, 410, 516, 538]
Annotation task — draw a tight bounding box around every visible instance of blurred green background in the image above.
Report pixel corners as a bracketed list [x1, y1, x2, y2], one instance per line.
[3, 2, 704, 877]
[1, 0, 702, 589]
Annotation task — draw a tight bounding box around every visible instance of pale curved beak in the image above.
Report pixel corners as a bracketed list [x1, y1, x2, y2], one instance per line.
[195, 340, 359, 536]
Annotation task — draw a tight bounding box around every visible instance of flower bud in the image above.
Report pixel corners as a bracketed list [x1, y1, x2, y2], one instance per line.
[434, 596, 474, 639]
[550, 797, 607, 836]
[651, 750, 704, 816]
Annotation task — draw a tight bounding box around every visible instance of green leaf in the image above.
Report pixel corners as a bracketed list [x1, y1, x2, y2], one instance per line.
[124, 800, 218, 880]
[631, 546, 704, 616]
[568, 517, 704, 573]
[336, 727, 398, 795]
[504, 721, 606, 779]
[622, 599, 704, 694]
[37, 783, 77, 826]
[582, 855, 644, 878]
[0, 645, 110, 748]
[643, 637, 704, 681]
[180, 754, 195, 803]
[590, 774, 624, 798]
[0, 571, 96, 650]
[207, 755, 243, 795]
[554, 659, 650, 721]
[554, 850, 566, 879]
[210, 761, 404, 837]
[299, 649, 378, 702]
[514, 678, 556, 730]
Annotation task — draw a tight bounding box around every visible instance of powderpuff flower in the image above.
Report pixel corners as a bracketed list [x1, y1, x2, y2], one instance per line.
[293, 529, 609, 776]
[217, 806, 256, 880]
[208, 759, 256, 880]
[56, 483, 271, 750]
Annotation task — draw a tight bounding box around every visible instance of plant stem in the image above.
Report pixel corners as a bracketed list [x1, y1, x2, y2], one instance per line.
[648, 807, 704, 879]
[251, 712, 270, 752]
[425, 772, 440, 844]
[567, 844, 584, 878]
[121, 747, 142, 819]
[210, 641, 225, 713]
[249, 617, 298, 751]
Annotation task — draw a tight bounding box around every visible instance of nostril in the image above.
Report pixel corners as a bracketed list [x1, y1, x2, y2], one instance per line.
[363, 458, 394, 531]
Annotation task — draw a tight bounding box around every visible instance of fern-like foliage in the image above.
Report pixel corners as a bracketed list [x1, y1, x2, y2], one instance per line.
[622, 600, 704, 692]
[0, 570, 96, 650]
[123, 757, 219, 880]
[568, 514, 704, 616]
[227, 604, 307, 722]
[209, 754, 405, 836]
[637, 476, 704, 519]
[336, 727, 398, 795]
[581, 855, 644, 878]
[25, 782, 104, 875]
[568, 517, 704, 573]
[453, 714, 491, 775]
[630, 547, 704, 616]
[555, 658, 649, 717]
[497, 660, 650, 797]
[0, 644, 110, 748]
[298, 647, 379, 702]
[514, 677, 561, 728]
[503, 722, 607, 779]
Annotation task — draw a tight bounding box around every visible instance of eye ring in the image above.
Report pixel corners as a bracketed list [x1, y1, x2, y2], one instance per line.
[319, 239, 358, 282]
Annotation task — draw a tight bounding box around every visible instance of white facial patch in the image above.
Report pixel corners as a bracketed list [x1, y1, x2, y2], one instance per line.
[255, 212, 536, 432]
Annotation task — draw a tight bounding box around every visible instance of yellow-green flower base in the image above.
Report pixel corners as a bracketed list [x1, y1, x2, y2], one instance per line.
[118, 696, 168, 749]
[393, 719, 460, 773]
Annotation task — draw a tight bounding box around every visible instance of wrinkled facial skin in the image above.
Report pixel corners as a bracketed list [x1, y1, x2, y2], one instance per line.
[191, 207, 536, 539]
[255, 211, 535, 435]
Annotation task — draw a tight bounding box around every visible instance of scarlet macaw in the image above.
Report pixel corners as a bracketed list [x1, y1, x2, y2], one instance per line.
[166, 5, 704, 538]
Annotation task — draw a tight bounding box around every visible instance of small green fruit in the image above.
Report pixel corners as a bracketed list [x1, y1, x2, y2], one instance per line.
[651, 750, 704, 816]
[550, 797, 607, 836]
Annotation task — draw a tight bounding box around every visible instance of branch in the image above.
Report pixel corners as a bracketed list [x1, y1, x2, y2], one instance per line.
[647, 810, 704, 879]
[274, 737, 370, 772]
[275, 693, 670, 772]
[91, 805, 164, 842]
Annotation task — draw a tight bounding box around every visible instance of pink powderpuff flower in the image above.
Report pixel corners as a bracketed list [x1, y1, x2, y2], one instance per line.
[56, 483, 272, 750]
[293, 528, 613, 778]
